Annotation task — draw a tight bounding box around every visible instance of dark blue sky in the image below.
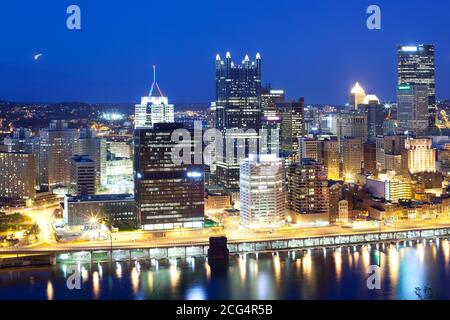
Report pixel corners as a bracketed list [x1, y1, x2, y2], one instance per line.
[1, 0, 449, 105]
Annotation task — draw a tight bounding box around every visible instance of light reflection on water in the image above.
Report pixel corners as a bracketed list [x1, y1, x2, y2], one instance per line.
[1, 242, 450, 300]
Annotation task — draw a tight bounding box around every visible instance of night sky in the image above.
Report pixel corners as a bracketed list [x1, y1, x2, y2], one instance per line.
[1, 0, 449, 105]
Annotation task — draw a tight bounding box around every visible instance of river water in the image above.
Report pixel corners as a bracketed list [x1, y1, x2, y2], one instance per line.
[0, 240, 449, 300]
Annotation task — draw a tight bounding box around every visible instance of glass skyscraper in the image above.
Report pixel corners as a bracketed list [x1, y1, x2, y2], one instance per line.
[397, 44, 436, 127]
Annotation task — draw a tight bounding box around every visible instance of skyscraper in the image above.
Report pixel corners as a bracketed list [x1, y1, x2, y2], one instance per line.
[287, 158, 329, 225]
[39, 120, 79, 192]
[398, 45, 436, 126]
[134, 66, 174, 129]
[403, 137, 436, 174]
[0, 152, 35, 202]
[134, 123, 204, 230]
[70, 155, 95, 196]
[239, 154, 286, 228]
[215, 52, 262, 130]
[259, 85, 285, 118]
[77, 128, 107, 188]
[350, 82, 366, 109]
[214, 52, 262, 190]
[397, 84, 429, 135]
[342, 137, 363, 180]
[276, 99, 305, 160]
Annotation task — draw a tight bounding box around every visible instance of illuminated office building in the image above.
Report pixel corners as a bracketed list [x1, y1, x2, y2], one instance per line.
[322, 137, 340, 180]
[350, 82, 366, 109]
[336, 111, 367, 153]
[215, 52, 262, 130]
[0, 152, 35, 201]
[134, 123, 204, 230]
[366, 172, 412, 203]
[342, 137, 363, 180]
[276, 99, 305, 160]
[397, 84, 429, 134]
[70, 155, 95, 196]
[376, 135, 405, 172]
[299, 137, 322, 162]
[404, 137, 436, 174]
[134, 66, 174, 129]
[398, 44, 436, 126]
[77, 128, 107, 187]
[239, 154, 286, 228]
[39, 120, 79, 192]
[287, 158, 329, 224]
[214, 52, 262, 189]
[260, 85, 285, 118]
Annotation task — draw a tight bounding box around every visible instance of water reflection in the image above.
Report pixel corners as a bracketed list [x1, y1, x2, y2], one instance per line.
[1, 242, 450, 300]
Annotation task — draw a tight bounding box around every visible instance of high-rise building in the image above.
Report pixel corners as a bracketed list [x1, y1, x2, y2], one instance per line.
[299, 137, 322, 162]
[260, 85, 285, 118]
[363, 141, 377, 174]
[214, 52, 262, 190]
[39, 120, 79, 192]
[364, 102, 385, 142]
[287, 158, 329, 224]
[342, 137, 363, 180]
[336, 111, 368, 153]
[397, 84, 429, 134]
[77, 128, 107, 187]
[322, 137, 340, 180]
[0, 152, 35, 201]
[403, 137, 436, 174]
[134, 66, 174, 129]
[398, 44, 436, 126]
[329, 181, 343, 224]
[70, 155, 95, 196]
[239, 154, 286, 228]
[376, 135, 405, 172]
[350, 82, 366, 109]
[134, 123, 204, 230]
[215, 52, 262, 130]
[276, 99, 305, 160]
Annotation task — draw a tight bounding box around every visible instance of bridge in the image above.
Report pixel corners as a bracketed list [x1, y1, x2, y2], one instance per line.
[1, 226, 449, 264]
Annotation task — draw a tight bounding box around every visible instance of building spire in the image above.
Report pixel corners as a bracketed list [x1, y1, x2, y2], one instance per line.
[149, 65, 164, 97]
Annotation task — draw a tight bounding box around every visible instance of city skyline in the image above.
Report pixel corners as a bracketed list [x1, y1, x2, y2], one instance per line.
[1, 0, 450, 104]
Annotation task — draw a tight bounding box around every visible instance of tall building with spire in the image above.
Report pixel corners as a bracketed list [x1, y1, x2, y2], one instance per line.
[134, 66, 174, 129]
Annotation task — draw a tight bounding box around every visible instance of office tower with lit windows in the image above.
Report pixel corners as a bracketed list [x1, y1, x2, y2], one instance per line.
[4, 128, 40, 186]
[260, 85, 285, 118]
[276, 99, 305, 160]
[403, 137, 436, 174]
[134, 66, 174, 129]
[214, 52, 262, 190]
[397, 84, 429, 135]
[322, 137, 340, 180]
[398, 44, 436, 126]
[77, 128, 107, 187]
[134, 123, 204, 230]
[287, 158, 329, 224]
[0, 152, 35, 202]
[215, 52, 262, 130]
[70, 155, 95, 196]
[239, 154, 286, 228]
[39, 120, 79, 192]
[342, 137, 363, 180]
[299, 137, 322, 162]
